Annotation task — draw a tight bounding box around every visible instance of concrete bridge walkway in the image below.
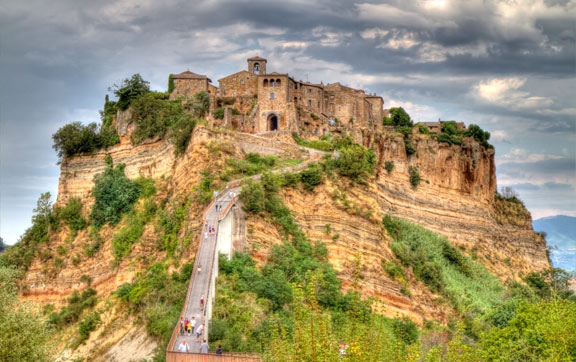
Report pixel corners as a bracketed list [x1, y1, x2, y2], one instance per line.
[169, 188, 240, 355]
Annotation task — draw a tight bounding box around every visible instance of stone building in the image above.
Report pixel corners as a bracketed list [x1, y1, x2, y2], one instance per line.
[170, 56, 385, 136]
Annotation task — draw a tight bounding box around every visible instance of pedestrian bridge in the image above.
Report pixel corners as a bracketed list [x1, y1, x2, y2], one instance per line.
[165, 188, 260, 361]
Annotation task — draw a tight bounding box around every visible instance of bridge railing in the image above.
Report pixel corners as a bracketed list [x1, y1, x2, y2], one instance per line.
[166, 351, 260, 362]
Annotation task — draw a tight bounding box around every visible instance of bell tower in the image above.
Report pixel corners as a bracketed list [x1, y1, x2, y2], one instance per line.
[247, 56, 267, 75]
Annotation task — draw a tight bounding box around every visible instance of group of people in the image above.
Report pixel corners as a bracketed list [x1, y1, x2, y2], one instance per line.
[178, 316, 224, 354]
[178, 339, 222, 355]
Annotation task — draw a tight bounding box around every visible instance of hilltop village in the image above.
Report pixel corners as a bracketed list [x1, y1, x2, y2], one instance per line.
[169, 56, 386, 137]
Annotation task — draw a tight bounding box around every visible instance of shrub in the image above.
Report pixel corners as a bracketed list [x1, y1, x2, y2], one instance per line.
[409, 166, 420, 188]
[214, 107, 225, 120]
[385, 161, 395, 174]
[90, 160, 141, 227]
[190, 91, 210, 117]
[221, 97, 236, 105]
[417, 123, 430, 134]
[109, 74, 150, 110]
[283, 172, 301, 188]
[382, 260, 405, 280]
[130, 93, 190, 145]
[405, 139, 417, 155]
[335, 144, 376, 182]
[300, 164, 323, 191]
[240, 179, 266, 213]
[393, 317, 419, 345]
[56, 197, 87, 232]
[168, 114, 197, 155]
[75, 311, 101, 347]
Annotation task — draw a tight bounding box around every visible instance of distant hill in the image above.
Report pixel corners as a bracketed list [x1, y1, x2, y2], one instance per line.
[533, 215, 576, 272]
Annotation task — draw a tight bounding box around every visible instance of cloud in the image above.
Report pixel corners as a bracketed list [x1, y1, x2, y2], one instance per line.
[473, 77, 554, 110]
[0, 0, 574, 244]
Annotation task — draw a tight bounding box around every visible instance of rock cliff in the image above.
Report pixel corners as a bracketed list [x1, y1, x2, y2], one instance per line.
[19, 124, 549, 359]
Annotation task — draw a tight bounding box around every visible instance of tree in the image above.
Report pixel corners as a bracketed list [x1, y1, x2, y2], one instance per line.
[168, 74, 175, 93]
[109, 74, 150, 110]
[90, 161, 141, 226]
[466, 124, 491, 147]
[52, 122, 100, 161]
[191, 91, 210, 117]
[0, 237, 5, 253]
[0, 266, 53, 361]
[389, 107, 413, 127]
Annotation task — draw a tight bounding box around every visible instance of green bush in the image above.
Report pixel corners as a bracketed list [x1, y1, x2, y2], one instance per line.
[382, 260, 406, 280]
[214, 107, 225, 120]
[130, 93, 191, 145]
[0, 193, 55, 271]
[335, 144, 376, 182]
[190, 91, 210, 117]
[393, 316, 419, 345]
[384, 161, 395, 174]
[115, 262, 192, 344]
[240, 179, 266, 213]
[405, 139, 417, 155]
[169, 113, 197, 156]
[75, 311, 101, 347]
[48, 288, 97, 328]
[109, 74, 150, 110]
[0, 266, 52, 361]
[55, 197, 87, 232]
[409, 166, 420, 188]
[90, 160, 141, 227]
[52, 120, 119, 162]
[299, 164, 323, 191]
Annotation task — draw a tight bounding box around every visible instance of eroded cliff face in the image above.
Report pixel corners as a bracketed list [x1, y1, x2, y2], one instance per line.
[19, 125, 549, 359]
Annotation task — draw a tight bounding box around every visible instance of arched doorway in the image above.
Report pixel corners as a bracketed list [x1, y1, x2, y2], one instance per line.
[267, 114, 278, 131]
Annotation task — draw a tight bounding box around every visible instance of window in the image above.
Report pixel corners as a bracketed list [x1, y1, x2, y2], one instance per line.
[308, 89, 311, 94]
[276, 79, 281, 87]
[264, 79, 268, 87]
[308, 100, 312, 106]
[241, 79, 245, 85]
[270, 92, 275, 99]
[253, 63, 260, 74]
[318, 101, 320, 108]
[270, 79, 275, 87]
[197, 80, 202, 85]
[294, 83, 298, 90]
[294, 97, 297, 103]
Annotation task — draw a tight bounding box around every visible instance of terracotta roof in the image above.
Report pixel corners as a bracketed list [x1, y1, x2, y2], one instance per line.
[173, 71, 212, 82]
[248, 56, 267, 61]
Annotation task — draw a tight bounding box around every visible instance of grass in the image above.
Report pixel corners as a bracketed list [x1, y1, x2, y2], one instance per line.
[383, 215, 504, 314]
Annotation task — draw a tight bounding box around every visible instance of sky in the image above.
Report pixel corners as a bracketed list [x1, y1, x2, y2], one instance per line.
[1, 0, 575, 245]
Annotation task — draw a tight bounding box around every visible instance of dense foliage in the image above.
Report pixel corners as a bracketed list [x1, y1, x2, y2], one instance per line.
[109, 73, 150, 110]
[389, 107, 414, 127]
[116, 262, 193, 343]
[0, 193, 55, 271]
[0, 267, 52, 361]
[90, 158, 142, 227]
[52, 121, 119, 162]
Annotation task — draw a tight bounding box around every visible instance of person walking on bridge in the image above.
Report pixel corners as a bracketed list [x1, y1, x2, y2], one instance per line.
[200, 339, 210, 354]
[196, 323, 204, 340]
[178, 340, 190, 353]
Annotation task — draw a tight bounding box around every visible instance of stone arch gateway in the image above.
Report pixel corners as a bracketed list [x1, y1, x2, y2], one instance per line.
[267, 113, 279, 131]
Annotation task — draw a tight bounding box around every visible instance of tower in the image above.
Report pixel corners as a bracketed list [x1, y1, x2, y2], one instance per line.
[247, 56, 267, 75]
